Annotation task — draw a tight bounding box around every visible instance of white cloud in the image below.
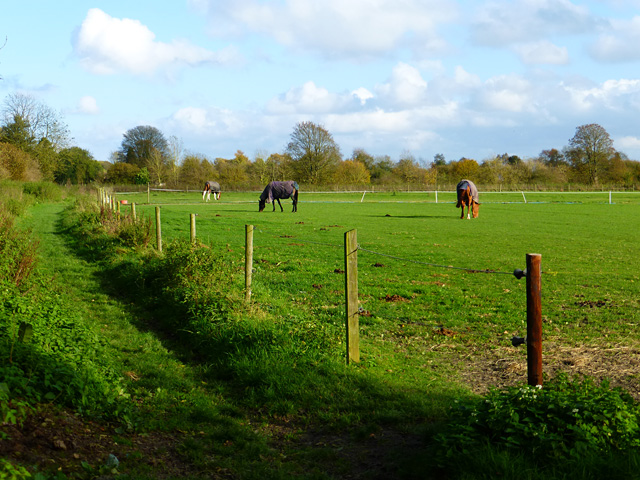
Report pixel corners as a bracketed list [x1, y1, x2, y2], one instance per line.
[616, 136, 640, 151]
[77, 96, 100, 114]
[590, 16, 640, 62]
[195, 0, 457, 58]
[514, 41, 570, 65]
[73, 8, 239, 75]
[266, 81, 357, 114]
[471, 0, 597, 46]
[561, 78, 640, 111]
[352, 88, 374, 106]
[376, 62, 428, 106]
[476, 75, 534, 113]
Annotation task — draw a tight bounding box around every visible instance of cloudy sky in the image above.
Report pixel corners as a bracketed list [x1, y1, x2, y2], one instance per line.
[2, 1, 640, 163]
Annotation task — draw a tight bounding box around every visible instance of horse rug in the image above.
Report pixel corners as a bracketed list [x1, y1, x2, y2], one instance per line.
[261, 181, 299, 203]
[456, 179, 479, 205]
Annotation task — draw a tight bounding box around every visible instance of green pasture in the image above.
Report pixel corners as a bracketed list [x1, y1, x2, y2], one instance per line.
[109, 189, 640, 393]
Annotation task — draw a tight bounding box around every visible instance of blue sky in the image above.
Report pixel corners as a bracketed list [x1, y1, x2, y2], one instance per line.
[2, 0, 640, 163]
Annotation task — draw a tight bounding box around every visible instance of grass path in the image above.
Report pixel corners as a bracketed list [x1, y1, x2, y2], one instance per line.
[16, 202, 428, 479]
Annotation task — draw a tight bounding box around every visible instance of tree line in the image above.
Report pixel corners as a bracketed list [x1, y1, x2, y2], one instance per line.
[2, 93, 640, 190]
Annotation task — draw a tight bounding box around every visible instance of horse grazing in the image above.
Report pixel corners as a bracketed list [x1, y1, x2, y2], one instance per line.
[259, 181, 299, 212]
[202, 181, 221, 201]
[456, 179, 480, 219]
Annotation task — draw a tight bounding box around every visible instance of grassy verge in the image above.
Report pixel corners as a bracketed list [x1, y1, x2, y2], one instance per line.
[2, 186, 640, 479]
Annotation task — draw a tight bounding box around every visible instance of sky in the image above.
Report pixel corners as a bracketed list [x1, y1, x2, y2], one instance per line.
[2, 0, 640, 164]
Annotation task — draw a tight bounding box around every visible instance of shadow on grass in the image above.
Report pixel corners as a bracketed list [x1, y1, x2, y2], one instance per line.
[52, 206, 463, 479]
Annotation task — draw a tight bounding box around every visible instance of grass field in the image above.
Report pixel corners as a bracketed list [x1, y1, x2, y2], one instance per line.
[109, 189, 640, 398]
[4, 185, 639, 479]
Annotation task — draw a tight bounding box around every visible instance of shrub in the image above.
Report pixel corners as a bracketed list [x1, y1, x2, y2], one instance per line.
[436, 374, 640, 462]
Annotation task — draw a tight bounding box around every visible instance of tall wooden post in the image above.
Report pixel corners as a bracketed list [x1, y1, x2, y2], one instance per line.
[190, 214, 196, 244]
[155, 206, 162, 252]
[344, 229, 359, 364]
[131, 203, 136, 220]
[147, 183, 150, 204]
[526, 253, 542, 386]
[245, 225, 254, 302]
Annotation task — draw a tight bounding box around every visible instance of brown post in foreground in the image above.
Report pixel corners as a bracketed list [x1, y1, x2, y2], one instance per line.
[155, 206, 162, 252]
[344, 229, 359, 364]
[245, 225, 254, 302]
[131, 203, 136, 220]
[526, 253, 542, 386]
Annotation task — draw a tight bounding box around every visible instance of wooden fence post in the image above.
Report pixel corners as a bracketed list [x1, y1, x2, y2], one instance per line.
[131, 203, 136, 220]
[526, 253, 542, 386]
[155, 206, 162, 252]
[245, 225, 254, 302]
[190, 214, 196, 244]
[344, 229, 359, 364]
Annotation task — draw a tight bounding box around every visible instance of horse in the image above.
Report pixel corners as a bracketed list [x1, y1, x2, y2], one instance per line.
[456, 179, 480, 219]
[259, 181, 299, 212]
[202, 181, 221, 201]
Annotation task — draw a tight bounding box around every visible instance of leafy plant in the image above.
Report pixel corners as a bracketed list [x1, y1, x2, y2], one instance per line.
[436, 374, 640, 463]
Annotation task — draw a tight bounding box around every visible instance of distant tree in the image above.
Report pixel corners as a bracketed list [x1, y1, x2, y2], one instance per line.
[2, 93, 70, 151]
[286, 121, 341, 184]
[118, 125, 169, 168]
[32, 138, 58, 181]
[0, 142, 41, 180]
[538, 148, 566, 167]
[567, 123, 614, 185]
[147, 148, 166, 185]
[351, 148, 375, 172]
[333, 160, 370, 185]
[369, 155, 395, 183]
[0, 114, 35, 151]
[450, 157, 479, 179]
[55, 147, 102, 184]
[179, 154, 211, 188]
[433, 153, 446, 166]
[394, 152, 425, 184]
[166, 135, 184, 187]
[105, 162, 140, 184]
[135, 167, 150, 185]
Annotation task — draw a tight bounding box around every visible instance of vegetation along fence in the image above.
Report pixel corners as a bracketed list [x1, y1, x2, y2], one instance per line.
[97, 187, 545, 386]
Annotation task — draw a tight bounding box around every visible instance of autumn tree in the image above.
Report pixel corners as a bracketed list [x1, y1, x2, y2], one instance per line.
[394, 152, 426, 185]
[450, 157, 479, 180]
[333, 160, 370, 185]
[567, 123, 614, 185]
[286, 121, 341, 184]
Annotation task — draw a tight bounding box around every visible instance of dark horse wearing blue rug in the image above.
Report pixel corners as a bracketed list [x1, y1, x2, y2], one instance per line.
[202, 181, 221, 201]
[456, 179, 480, 219]
[259, 181, 299, 212]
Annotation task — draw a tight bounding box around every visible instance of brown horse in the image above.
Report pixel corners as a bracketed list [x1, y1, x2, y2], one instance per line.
[456, 179, 480, 219]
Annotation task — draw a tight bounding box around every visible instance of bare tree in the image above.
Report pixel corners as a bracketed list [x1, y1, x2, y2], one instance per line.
[2, 93, 71, 151]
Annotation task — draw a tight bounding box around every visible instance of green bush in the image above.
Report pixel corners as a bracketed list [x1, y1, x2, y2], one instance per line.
[22, 181, 63, 202]
[436, 374, 640, 462]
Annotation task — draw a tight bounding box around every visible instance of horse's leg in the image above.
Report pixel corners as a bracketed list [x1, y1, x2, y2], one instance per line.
[277, 198, 284, 212]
